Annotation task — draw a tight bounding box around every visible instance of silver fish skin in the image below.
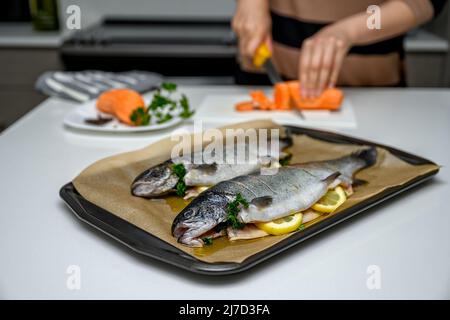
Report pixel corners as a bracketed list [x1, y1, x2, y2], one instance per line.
[171, 147, 377, 247]
[131, 136, 292, 198]
[297, 147, 377, 188]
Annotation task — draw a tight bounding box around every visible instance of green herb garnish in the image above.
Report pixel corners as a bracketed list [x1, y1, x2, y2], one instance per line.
[130, 107, 150, 126]
[156, 113, 173, 124]
[172, 163, 187, 196]
[149, 92, 174, 111]
[202, 237, 213, 246]
[130, 83, 194, 126]
[227, 193, 249, 229]
[279, 153, 293, 166]
[297, 224, 305, 231]
[179, 94, 195, 119]
[175, 180, 187, 197]
[172, 163, 186, 177]
[161, 82, 177, 93]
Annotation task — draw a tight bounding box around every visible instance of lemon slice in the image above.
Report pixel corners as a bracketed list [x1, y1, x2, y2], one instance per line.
[255, 213, 303, 236]
[312, 186, 347, 213]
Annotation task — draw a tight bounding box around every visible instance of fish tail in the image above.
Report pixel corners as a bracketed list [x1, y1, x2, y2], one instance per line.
[353, 147, 377, 168]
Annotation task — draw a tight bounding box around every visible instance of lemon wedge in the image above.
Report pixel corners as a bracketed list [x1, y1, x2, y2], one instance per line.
[312, 186, 347, 213]
[255, 213, 303, 235]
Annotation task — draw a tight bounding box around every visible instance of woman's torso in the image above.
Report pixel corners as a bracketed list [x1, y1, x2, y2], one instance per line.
[270, 0, 404, 86]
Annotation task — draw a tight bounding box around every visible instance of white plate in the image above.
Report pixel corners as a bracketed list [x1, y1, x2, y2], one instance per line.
[63, 95, 184, 133]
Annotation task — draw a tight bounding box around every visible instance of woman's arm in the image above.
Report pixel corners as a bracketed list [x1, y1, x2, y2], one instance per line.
[299, 0, 438, 98]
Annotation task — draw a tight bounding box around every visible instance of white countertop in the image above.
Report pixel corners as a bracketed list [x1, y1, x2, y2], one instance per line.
[0, 86, 449, 299]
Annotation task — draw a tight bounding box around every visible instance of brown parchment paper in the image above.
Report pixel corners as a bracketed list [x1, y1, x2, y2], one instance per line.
[73, 120, 438, 263]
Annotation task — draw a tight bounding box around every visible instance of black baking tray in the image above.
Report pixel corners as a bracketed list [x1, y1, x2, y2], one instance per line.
[59, 125, 439, 275]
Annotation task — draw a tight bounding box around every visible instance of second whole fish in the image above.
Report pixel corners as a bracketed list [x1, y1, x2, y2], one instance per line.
[131, 136, 293, 198]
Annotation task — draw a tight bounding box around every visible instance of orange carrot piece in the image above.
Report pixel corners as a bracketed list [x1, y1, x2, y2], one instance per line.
[285, 81, 303, 109]
[96, 89, 145, 125]
[320, 88, 344, 110]
[250, 90, 272, 110]
[112, 89, 146, 125]
[286, 80, 343, 110]
[96, 91, 117, 114]
[236, 81, 343, 113]
[274, 83, 291, 110]
[235, 101, 255, 112]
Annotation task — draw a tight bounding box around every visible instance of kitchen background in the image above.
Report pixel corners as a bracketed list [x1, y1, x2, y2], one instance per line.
[0, 0, 449, 131]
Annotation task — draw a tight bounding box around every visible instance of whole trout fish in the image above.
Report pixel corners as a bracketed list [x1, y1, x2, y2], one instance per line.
[131, 136, 292, 198]
[172, 147, 377, 247]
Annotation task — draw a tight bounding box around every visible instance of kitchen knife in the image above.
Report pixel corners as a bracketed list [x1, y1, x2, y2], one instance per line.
[253, 43, 283, 84]
[253, 43, 304, 119]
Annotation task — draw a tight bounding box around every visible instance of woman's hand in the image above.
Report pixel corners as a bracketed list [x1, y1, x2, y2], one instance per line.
[232, 0, 271, 59]
[299, 25, 353, 98]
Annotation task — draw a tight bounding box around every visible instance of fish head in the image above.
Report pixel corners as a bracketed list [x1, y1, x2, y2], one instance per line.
[172, 193, 228, 247]
[131, 161, 179, 197]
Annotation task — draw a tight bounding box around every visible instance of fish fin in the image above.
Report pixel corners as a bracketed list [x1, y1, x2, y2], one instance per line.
[191, 163, 218, 174]
[280, 132, 293, 149]
[250, 196, 273, 209]
[323, 172, 341, 184]
[353, 147, 377, 167]
[352, 178, 368, 187]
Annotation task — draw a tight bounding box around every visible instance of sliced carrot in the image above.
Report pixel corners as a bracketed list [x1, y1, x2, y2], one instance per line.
[96, 91, 117, 114]
[274, 83, 291, 110]
[250, 90, 272, 110]
[235, 81, 344, 112]
[286, 80, 343, 110]
[96, 89, 145, 125]
[285, 81, 303, 109]
[112, 89, 146, 125]
[320, 88, 344, 110]
[235, 101, 255, 112]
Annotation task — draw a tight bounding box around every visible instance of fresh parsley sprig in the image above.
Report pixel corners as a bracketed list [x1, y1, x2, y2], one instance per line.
[129, 82, 194, 126]
[227, 193, 249, 229]
[279, 153, 293, 166]
[130, 107, 150, 126]
[202, 237, 213, 246]
[172, 163, 187, 197]
[179, 94, 195, 119]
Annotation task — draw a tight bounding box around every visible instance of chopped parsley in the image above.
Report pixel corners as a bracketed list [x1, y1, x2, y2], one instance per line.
[161, 82, 177, 92]
[179, 94, 195, 119]
[129, 82, 194, 126]
[130, 107, 150, 126]
[175, 181, 187, 197]
[279, 153, 293, 166]
[227, 193, 249, 229]
[172, 163, 187, 197]
[297, 224, 305, 231]
[202, 237, 213, 246]
[156, 113, 173, 124]
[149, 92, 174, 111]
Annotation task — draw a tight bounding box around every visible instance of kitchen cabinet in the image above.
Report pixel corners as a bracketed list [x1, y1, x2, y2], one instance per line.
[0, 23, 62, 131]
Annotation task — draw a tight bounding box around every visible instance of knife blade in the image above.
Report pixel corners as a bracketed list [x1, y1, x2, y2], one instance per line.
[262, 59, 283, 84]
[254, 43, 304, 119]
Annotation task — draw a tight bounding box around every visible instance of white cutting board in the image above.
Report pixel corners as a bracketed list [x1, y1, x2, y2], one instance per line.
[195, 94, 357, 129]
